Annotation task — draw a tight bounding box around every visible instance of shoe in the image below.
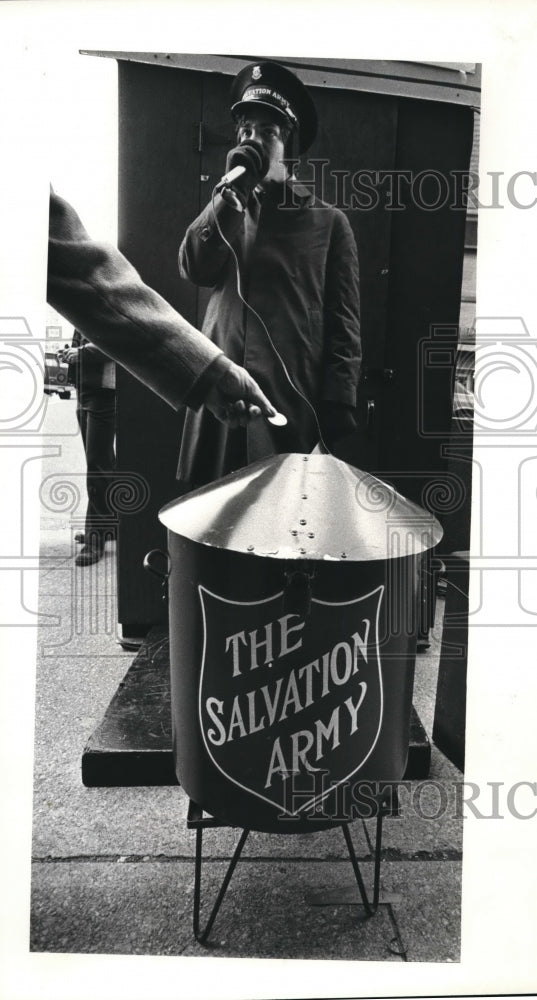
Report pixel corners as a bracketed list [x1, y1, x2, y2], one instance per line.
[75, 528, 117, 545]
[75, 542, 105, 566]
[76, 528, 117, 544]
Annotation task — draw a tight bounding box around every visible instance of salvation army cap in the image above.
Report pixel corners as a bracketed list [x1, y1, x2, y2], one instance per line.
[230, 60, 318, 154]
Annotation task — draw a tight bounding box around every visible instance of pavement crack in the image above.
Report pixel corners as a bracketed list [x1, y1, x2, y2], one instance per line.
[32, 850, 462, 864]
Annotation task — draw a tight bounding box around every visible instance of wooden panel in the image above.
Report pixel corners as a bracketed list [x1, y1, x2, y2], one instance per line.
[377, 100, 475, 508]
[116, 63, 202, 627]
[196, 73, 236, 328]
[84, 52, 481, 107]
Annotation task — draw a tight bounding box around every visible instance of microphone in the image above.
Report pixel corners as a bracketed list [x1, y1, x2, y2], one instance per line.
[215, 140, 269, 193]
[215, 164, 247, 191]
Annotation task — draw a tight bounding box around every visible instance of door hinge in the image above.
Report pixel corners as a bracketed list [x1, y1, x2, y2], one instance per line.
[193, 122, 204, 153]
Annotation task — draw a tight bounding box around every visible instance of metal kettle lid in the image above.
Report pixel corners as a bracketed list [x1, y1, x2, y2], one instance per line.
[159, 453, 443, 561]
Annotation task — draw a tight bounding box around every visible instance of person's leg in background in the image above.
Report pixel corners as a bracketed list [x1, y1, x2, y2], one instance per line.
[74, 388, 89, 546]
[75, 388, 116, 566]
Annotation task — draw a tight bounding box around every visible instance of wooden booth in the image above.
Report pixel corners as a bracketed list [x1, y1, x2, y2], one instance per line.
[84, 53, 480, 640]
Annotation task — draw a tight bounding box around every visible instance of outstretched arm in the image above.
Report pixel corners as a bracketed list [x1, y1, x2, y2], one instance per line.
[48, 190, 275, 424]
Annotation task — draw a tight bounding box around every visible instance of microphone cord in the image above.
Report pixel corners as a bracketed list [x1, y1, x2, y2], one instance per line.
[211, 185, 331, 455]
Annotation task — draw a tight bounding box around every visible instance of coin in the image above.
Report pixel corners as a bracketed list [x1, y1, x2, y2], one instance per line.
[267, 412, 288, 427]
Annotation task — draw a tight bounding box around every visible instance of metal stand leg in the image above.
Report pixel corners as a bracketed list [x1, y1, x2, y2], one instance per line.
[187, 794, 390, 942]
[192, 821, 250, 944]
[341, 812, 384, 917]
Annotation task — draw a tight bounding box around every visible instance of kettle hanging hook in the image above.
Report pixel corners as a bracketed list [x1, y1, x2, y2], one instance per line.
[143, 549, 170, 603]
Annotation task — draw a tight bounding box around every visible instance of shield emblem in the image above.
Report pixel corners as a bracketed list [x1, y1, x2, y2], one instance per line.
[198, 584, 384, 817]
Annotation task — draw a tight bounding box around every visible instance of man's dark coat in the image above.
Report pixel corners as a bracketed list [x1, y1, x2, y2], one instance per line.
[178, 179, 361, 485]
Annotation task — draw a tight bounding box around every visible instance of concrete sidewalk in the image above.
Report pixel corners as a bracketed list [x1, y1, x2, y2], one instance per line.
[30, 395, 462, 963]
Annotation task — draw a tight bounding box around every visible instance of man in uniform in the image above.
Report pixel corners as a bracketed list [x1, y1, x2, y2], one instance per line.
[177, 60, 361, 487]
